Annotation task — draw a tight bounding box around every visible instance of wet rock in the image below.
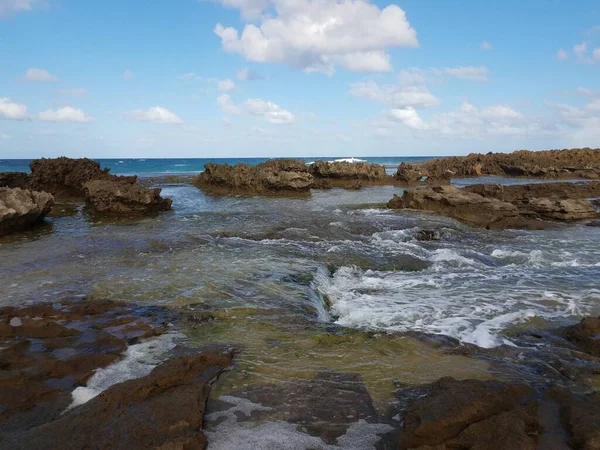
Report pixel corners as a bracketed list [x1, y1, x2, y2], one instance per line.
[84, 180, 172, 215]
[396, 148, 600, 180]
[29, 157, 137, 201]
[0, 172, 30, 189]
[0, 187, 54, 237]
[559, 316, 600, 357]
[195, 159, 313, 195]
[309, 161, 386, 181]
[6, 351, 232, 450]
[414, 229, 441, 241]
[587, 220, 600, 227]
[396, 377, 539, 450]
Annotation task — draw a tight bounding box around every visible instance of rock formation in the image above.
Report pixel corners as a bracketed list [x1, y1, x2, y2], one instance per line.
[394, 148, 600, 181]
[0, 187, 54, 237]
[0, 172, 30, 189]
[309, 161, 387, 181]
[29, 157, 137, 201]
[195, 159, 313, 195]
[84, 180, 172, 215]
[559, 316, 600, 357]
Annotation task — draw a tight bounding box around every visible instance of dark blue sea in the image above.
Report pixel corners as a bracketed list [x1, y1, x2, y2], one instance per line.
[0, 157, 432, 176]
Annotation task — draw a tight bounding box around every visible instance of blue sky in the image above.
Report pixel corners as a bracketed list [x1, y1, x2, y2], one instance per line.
[1, 0, 599, 158]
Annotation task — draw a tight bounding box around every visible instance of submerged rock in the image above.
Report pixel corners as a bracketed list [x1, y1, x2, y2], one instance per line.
[414, 229, 442, 241]
[309, 161, 387, 181]
[29, 157, 137, 201]
[0, 187, 54, 237]
[0, 172, 30, 189]
[5, 351, 232, 450]
[84, 180, 172, 215]
[195, 159, 313, 195]
[396, 377, 539, 450]
[559, 316, 600, 357]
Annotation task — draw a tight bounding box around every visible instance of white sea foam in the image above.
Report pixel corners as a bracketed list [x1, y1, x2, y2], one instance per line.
[68, 333, 180, 409]
[331, 157, 367, 164]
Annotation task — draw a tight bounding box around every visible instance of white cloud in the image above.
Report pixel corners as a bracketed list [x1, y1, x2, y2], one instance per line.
[20, 68, 59, 82]
[214, 0, 418, 74]
[444, 66, 489, 82]
[125, 106, 182, 124]
[237, 67, 262, 81]
[124, 70, 135, 80]
[480, 41, 492, 51]
[218, 78, 237, 92]
[557, 48, 568, 61]
[59, 88, 87, 96]
[0, 0, 39, 18]
[0, 97, 29, 120]
[388, 107, 427, 130]
[217, 94, 242, 115]
[38, 107, 94, 123]
[178, 72, 200, 81]
[217, 0, 272, 20]
[350, 81, 440, 108]
[245, 98, 295, 124]
[573, 42, 600, 64]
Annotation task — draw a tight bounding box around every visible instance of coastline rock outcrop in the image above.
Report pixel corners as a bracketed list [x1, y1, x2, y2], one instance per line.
[84, 180, 172, 215]
[6, 351, 232, 450]
[29, 157, 137, 201]
[394, 148, 600, 181]
[0, 172, 30, 189]
[559, 316, 600, 357]
[396, 378, 539, 450]
[309, 161, 387, 181]
[0, 187, 54, 237]
[464, 181, 600, 203]
[195, 159, 313, 195]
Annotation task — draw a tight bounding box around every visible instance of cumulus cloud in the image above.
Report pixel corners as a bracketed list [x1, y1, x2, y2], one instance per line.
[217, 94, 242, 115]
[237, 67, 262, 81]
[217, 78, 237, 92]
[388, 107, 427, 130]
[217, 0, 272, 20]
[444, 66, 489, 82]
[178, 72, 200, 81]
[125, 106, 182, 124]
[0, 0, 39, 18]
[245, 98, 295, 124]
[38, 107, 94, 123]
[20, 68, 59, 82]
[59, 88, 87, 96]
[573, 42, 600, 64]
[0, 97, 29, 120]
[124, 70, 135, 80]
[350, 80, 440, 108]
[214, 0, 418, 74]
[557, 48, 568, 61]
[480, 41, 492, 51]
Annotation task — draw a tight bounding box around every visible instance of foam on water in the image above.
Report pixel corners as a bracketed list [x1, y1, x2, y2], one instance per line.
[206, 395, 393, 450]
[68, 333, 180, 409]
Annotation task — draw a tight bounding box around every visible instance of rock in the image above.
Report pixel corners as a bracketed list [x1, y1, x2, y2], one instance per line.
[414, 229, 441, 241]
[396, 377, 539, 450]
[464, 181, 600, 202]
[559, 316, 600, 357]
[309, 161, 386, 180]
[587, 220, 600, 227]
[5, 351, 232, 450]
[195, 159, 313, 195]
[387, 186, 537, 230]
[29, 157, 137, 201]
[394, 163, 424, 184]
[0, 172, 30, 189]
[84, 180, 172, 215]
[526, 198, 597, 221]
[0, 187, 54, 237]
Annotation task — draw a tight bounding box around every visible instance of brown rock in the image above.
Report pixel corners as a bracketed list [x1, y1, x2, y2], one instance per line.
[84, 180, 172, 215]
[560, 316, 600, 357]
[0, 172, 30, 189]
[395, 163, 424, 185]
[527, 198, 597, 221]
[464, 181, 600, 202]
[309, 161, 386, 180]
[0, 187, 54, 237]
[397, 377, 538, 450]
[29, 157, 137, 201]
[5, 351, 232, 450]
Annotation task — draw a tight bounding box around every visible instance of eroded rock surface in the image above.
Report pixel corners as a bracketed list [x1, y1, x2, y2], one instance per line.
[5, 351, 232, 450]
[0, 172, 30, 189]
[195, 159, 313, 195]
[0, 187, 54, 237]
[309, 161, 387, 181]
[29, 157, 137, 201]
[559, 316, 600, 358]
[84, 180, 172, 215]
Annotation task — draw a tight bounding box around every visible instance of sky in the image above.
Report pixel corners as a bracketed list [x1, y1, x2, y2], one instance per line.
[1, 0, 600, 158]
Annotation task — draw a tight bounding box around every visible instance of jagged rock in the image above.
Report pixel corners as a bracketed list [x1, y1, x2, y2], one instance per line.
[394, 148, 600, 180]
[396, 377, 539, 450]
[414, 229, 441, 241]
[387, 186, 536, 229]
[464, 181, 600, 202]
[29, 157, 137, 201]
[394, 163, 424, 184]
[526, 198, 597, 221]
[0, 172, 30, 189]
[559, 316, 600, 357]
[0, 187, 54, 237]
[195, 159, 313, 195]
[84, 180, 172, 215]
[5, 351, 232, 450]
[309, 161, 386, 180]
